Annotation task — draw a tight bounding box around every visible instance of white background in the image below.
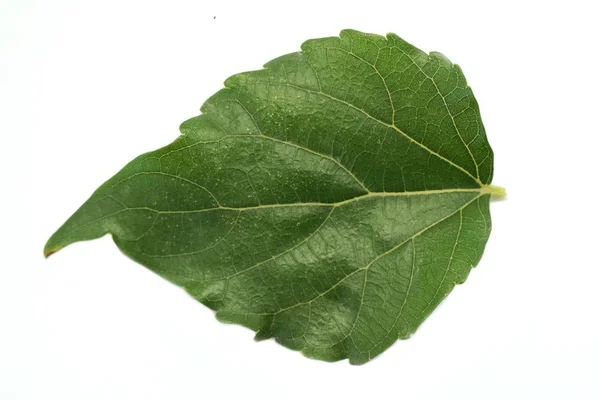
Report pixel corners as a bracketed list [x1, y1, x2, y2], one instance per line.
[2, 0, 599, 398]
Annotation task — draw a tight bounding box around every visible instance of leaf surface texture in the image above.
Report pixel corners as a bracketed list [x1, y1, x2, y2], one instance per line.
[46, 30, 498, 364]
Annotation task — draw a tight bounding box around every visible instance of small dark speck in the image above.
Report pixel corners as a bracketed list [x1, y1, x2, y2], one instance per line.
[213, 16, 216, 19]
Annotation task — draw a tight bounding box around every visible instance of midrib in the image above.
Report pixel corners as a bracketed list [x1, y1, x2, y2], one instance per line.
[121, 185, 504, 215]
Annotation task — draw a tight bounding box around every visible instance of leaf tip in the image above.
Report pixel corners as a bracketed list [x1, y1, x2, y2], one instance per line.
[43, 244, 59, 259]
[43, 236, 64, 259]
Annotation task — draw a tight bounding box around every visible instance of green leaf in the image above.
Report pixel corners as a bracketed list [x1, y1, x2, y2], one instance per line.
[45, 29, 504, 364]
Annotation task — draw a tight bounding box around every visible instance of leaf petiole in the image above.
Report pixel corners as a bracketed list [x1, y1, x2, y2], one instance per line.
[481, 185, 506, 198]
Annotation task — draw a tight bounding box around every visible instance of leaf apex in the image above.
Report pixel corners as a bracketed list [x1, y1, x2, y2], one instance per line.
[44, 224, 72, 258]
[43, 242, 61, 259]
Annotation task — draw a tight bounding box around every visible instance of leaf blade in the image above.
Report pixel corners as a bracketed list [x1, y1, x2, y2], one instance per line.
[45, 30, 499, 364]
